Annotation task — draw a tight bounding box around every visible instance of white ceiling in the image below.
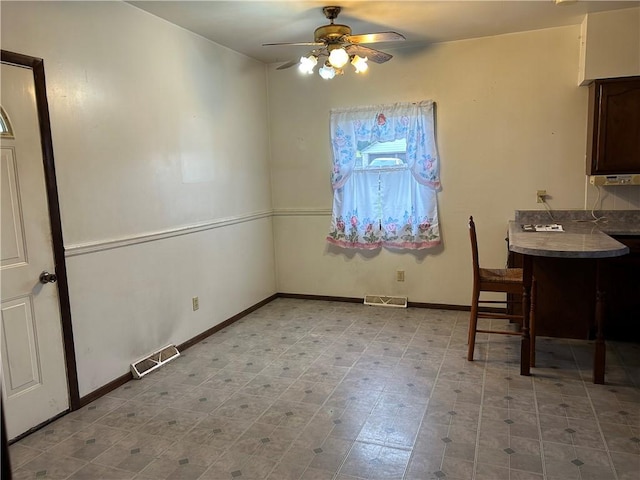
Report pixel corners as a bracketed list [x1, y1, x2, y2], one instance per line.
[129, 1, 639, 66]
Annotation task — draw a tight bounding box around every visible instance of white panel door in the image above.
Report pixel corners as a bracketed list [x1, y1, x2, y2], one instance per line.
[1, 63, 69, 439]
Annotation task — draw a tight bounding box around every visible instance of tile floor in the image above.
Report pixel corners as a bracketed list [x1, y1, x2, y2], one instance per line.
[8, 298, 640, 479]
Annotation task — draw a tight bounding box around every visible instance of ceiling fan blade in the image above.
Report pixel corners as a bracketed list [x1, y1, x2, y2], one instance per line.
[345, 44, 393, 64]
[263, 42, 325, 47]
[276, 59, 302, 70]
[346, 32, 406, 44]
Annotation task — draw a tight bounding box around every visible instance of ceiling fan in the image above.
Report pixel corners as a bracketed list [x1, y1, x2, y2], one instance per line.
[263, 6, 405, 78]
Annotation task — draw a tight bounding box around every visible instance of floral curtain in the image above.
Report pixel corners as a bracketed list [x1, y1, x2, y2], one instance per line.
[327, 101, 441, 250]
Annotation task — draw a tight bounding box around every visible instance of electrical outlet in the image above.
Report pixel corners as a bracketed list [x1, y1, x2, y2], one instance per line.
[536, 190, 547, 203]
[192, 296, 199, 311]
[396, 270, 405, 282]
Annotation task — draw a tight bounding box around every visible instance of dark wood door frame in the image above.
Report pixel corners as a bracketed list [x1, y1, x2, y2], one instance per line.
[1, 51, 80, 417]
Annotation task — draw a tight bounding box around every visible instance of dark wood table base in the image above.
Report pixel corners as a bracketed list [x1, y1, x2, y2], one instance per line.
[522, 256, 607, 383]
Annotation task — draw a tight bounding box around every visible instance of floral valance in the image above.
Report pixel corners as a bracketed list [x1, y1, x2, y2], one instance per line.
[330, 100, 440, 190]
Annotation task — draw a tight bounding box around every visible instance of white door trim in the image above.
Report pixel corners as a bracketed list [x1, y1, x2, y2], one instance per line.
[1, 50, 79, 435]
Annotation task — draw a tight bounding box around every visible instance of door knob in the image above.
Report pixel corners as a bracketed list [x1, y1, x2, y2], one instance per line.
[39, 271, 57, 284]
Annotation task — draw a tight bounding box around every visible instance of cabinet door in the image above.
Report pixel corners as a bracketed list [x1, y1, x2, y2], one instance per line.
[587, 77, 640, 175]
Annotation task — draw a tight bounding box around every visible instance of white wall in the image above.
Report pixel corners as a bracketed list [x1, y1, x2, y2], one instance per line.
[268, 25, 639, 306]
[1, 1, 276, 396]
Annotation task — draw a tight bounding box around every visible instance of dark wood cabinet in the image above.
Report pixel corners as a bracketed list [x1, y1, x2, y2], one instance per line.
[507, 252, 596, 339]
[508, 240, 640, 342]
[586, 76, 640, 175]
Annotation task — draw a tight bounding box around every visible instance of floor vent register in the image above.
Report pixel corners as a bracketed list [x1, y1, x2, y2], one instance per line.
[130, 344, 180, 379]
[363, 295, 408, 308]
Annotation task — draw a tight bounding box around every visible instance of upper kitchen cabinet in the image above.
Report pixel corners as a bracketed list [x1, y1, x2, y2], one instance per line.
[586, 76, 640, 175]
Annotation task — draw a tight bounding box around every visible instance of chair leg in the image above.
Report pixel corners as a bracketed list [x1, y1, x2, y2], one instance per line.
[467, 289, 480, 361]
[530, 278, 537, 367]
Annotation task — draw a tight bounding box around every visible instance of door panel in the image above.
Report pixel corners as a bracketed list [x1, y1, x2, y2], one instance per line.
[1, 147, 28, 267]
[1, 297, 40, 395]
[1, 63, 69, 439]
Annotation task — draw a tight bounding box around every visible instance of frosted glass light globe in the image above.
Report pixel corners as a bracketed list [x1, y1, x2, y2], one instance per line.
[328, 48, 349, 68]
[351, 55, 368, 73]
[298, 55, 317, 74]
[319, 64, 336, 79]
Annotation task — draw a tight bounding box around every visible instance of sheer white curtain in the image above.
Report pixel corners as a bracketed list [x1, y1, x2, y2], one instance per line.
[327, 101, 441, 250]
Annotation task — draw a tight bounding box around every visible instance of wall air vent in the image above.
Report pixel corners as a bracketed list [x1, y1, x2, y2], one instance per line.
[589, 174, 640, 186]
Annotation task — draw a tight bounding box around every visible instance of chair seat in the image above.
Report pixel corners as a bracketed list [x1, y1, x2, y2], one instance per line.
[479, 267, 523, 284]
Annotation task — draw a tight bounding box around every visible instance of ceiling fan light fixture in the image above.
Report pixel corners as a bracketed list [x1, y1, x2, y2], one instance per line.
[265, 6, 405, 78]
[328, 47, 349, 68]
[298, 55, 318, 74]
[351, 55, 368, 73]
[319, 63, 336, 79]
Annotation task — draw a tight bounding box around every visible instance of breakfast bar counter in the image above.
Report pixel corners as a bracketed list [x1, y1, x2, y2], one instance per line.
[508, 214, 631, 384]
[508, 221, 629, 258]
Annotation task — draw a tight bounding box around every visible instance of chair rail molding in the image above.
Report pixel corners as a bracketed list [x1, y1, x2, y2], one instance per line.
[65, 210, 273, 257]
[272, 207, 332, 216]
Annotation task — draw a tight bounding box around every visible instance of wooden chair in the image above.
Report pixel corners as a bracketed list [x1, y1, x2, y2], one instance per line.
[467, 216, 536, 364]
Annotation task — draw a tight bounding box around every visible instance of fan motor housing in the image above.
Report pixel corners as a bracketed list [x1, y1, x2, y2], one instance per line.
[315, 24, 351, 43]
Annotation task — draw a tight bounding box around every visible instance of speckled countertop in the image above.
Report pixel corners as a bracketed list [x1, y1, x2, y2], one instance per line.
[510, 210, 638, 258]
[515, 210, 640, 235]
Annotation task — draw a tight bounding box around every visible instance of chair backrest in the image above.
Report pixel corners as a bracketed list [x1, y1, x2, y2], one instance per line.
[468, 216, 480, 283]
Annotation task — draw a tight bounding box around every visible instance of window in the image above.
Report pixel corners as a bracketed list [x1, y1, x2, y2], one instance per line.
[358, 138, 407, 168]
[0, 106, 14, 139]
[327, 101, 441, 250]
